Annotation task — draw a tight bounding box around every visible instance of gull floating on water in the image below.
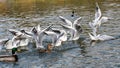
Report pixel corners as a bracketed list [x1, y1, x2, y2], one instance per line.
[8, 29, 23, 37]
[89, 32, 114, 41]
[59, 16, 82, 40]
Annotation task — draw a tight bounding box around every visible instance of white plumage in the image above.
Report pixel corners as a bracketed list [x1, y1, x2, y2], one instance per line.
[59, 16, 82, 41]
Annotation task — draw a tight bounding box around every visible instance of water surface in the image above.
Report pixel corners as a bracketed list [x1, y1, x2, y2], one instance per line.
[0, 0, 120, 68]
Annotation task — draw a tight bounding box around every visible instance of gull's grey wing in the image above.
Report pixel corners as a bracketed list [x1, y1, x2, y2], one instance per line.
[60, 23, 76, 40]
[37, 24, 41, 32]
[73, 17, 82, 33]
[98, 35, 115, 41]
[74, 24, 82, 33]
[20, 29, 33, 36]
[59, 16, 72, 27]
[95, 2, 101, 21]
[8, 29, 21, 36]
[73, 17, 82, 25]
[0, 39, 9, 46]
[42, 24, 53, 32]
[51, 29, 61, 34]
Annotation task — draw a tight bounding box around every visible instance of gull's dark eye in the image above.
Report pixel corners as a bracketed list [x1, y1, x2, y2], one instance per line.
[96, 6, 98, 11]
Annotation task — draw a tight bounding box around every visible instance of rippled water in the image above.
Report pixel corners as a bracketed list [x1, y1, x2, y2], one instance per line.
[0, 0, 120, 68]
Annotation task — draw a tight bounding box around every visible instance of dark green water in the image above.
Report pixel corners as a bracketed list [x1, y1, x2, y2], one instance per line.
[0, 0, 120, 68]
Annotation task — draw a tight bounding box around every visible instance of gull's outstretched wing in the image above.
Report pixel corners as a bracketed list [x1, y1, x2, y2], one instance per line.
[51, 29, 61, 34]
[60, 24, 75, 40]
[98, 35, 114, 41]
[0, 39, 9, 50]
[0, 39, 9, 45]
[95, 2, 101, 22]
[42, 24, 53, 32]
[73, 17, 82, 25]
[8, 29, 22, 36]
[37, 24, 41, 32]
[20, 29, 33, 37]
[88, 33, 98, 41]
[59, 16, 72, 27]
[73, 17, 82, 33]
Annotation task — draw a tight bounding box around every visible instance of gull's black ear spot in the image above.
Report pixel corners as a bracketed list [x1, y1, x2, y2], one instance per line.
[96, 7, 98, 11]
[75, 25, 82, 32]
[20, 29, 25, 33]
[95, 2, 99, 11]
[32, 27, 38, 35]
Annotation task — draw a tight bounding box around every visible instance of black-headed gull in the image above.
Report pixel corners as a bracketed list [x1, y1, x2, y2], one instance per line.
[59, 16, 82, 40]
[21, 25, 52, 49]
[8, 29, 29, 47]
[89, 3, 109, 28]
[88, 32, 114, 41]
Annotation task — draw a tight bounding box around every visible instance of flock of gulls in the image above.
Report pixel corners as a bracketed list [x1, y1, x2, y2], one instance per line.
[0, 3, 115, 62]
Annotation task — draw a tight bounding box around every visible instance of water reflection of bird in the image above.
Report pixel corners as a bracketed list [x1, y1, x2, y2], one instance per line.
[59, 16, 82, 41]
[40, 43, 53, 53]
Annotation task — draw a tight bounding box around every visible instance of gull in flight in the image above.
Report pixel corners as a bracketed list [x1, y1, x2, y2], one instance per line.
[59, 16, 82, 40]
[21, 25, 52, 49]
[88, 3, 114, 41]
[50, 28, 67, 42]
[89, 2, 109, 29]
[8, 29, 29, 47]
